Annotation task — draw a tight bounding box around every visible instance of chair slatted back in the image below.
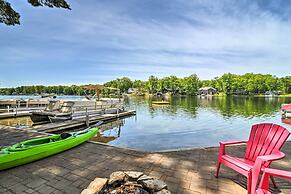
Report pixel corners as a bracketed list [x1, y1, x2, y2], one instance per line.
[244, 123, 290, 166]
[59, 101, 75, 113]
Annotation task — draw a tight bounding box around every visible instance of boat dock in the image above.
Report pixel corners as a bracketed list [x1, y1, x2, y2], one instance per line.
[0, 99, 48, 112]
[0, 97, 135, 143]
[28, 110, 136, 133]
[0, 99, 124, 119]
[0, 99, 47, 119]
[0, 109, 135, 149]
[0, 111, 32, 119]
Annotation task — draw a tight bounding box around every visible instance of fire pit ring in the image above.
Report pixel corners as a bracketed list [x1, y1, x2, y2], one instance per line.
[81, 171, 171, 194]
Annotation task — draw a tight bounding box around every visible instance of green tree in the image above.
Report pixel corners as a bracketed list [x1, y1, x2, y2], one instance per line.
[181, 74, 200, 95]
[0, 0, 70, 25]
[146, 75, 159, 94]
[218, 73, 234, 94]
[116, 77, 132, 93]
[104, 77, 132, 93]
[132, 80, 145, 93]
[167, 76, 180, 94]
[280, 76, 291, 94]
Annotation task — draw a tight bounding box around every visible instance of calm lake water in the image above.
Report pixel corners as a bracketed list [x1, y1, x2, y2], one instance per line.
[1, 95, 291, 151]
[102, 96, 291, 151]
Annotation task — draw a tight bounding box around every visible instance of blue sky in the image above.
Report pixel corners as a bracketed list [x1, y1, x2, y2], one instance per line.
[1, 0, 291, 87]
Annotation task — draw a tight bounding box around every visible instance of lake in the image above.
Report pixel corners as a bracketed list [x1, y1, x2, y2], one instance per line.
[1, 95, 291, 151]
[102, 96, 291, 151]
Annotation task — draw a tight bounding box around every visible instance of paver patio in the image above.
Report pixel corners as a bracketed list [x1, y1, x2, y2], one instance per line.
[1, 140, 291, 194]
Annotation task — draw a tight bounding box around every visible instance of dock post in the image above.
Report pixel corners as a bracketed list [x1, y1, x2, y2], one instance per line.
[15, 106, 17, 117]
[119, 89, 121, 102]
[117, 121, 121, 137]
[85, 108, 89, 127]
[7, 105, 10, 113]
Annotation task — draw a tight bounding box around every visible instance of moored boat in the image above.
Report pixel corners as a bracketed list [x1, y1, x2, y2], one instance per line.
[30, 101, 74, 124]
[40, 93, 56, 98]
[105, 108, 123, 114]
[0, 127, 98, 170]
[152, 101, 170, 105]
[282, 118, 291, 126]
[281, 104, 291, 118]
[48, 116, 72, 123]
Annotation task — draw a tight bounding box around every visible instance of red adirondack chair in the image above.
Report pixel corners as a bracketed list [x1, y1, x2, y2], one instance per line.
[215, 123, 290, 194]
[255, 168, 291, 194]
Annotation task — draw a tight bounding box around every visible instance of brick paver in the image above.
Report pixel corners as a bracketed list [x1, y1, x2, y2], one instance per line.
[1, 136, 291, 193]
[0, 126, 48, 149]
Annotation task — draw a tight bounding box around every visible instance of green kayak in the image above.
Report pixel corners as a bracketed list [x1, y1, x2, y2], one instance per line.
[0, 127, 98, 170]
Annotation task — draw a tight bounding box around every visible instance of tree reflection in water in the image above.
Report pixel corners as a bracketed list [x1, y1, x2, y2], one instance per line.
[132, 96, 291, 119]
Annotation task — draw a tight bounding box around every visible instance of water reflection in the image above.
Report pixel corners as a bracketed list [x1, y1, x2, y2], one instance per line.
[127, 96, 291, 119]
[91, 119, 124, 143]
[0, 116, 33, 128]
[203, 96, 286, 118]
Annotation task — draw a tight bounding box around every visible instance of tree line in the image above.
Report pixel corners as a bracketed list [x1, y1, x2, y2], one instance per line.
[104, 73, 291, 95]
[0, 85, 93, 96]
[200, 73, 291, 95]
[0, 73, 290, 96]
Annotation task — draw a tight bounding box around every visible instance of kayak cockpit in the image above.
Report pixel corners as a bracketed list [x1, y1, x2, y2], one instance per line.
[23, 138, 51, 146]
[23, 133, 72, 146]
[60, 133, 72, 139]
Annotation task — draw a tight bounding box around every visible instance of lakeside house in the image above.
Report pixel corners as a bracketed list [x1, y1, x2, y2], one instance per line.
[198, 87, 217, 95]
[265, 91, 281, 96]
[127, 88, 136, 94]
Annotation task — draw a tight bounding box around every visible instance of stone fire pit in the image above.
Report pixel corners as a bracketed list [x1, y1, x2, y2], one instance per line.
[81, 171, 171, 194]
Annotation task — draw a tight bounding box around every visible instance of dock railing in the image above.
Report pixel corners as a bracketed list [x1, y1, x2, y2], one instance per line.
[72, 99, 124, 112]
[0, 98, 124, 119]
[0, 99, 48, 113]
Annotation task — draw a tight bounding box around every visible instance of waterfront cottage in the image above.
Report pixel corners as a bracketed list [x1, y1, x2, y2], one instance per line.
[127, 88, 136, 94]
[198, 87, 217, 95]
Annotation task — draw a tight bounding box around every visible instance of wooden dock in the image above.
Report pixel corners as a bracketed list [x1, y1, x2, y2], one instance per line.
[0, 99, 48, 110]
[25, 110, 136, 133]
[0, 107, 116, 119]
[0, 98, 135, 146]
[0, 98, 124, 119]
[0, 110, 32, 119]
[0, 110, 136, 148]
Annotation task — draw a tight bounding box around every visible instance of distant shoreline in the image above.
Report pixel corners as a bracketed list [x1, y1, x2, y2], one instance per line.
[0, 93, 291, 99]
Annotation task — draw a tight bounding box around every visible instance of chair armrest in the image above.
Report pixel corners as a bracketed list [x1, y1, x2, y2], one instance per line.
[264, 168, 291, 179]
[257, 151, 285, 162]
[258, 168, 291, 192]
[252, 151, 286, 192]
[218, 141, 247, 157]
[220, 140, 248, 146]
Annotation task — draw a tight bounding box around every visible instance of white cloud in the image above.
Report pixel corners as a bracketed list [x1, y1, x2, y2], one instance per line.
[1, 0, 291, 86]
